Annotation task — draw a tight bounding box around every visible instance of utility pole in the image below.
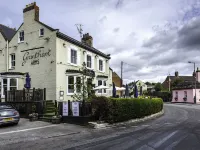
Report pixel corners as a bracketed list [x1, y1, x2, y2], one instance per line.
[121, 61, 123, 97]
[168, 73, 171, 92]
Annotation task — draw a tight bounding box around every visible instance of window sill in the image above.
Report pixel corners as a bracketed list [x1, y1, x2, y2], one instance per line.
[67, 93, 74, 96]
[69, 63, 78, 67]
[9, 68, 15, 70]
[86, 67, 94, 70]
[18, 41, 24, 44]
[39, 35, 44, 37]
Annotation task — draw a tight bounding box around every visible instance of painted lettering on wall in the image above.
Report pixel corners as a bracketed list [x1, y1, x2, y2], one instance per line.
[22, 49, 51, 66]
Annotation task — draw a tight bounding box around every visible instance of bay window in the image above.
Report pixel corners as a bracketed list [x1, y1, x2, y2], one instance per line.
[1, 78, 18, 98]
[67, 76, 82, 94]
[98, 80, 106, 94]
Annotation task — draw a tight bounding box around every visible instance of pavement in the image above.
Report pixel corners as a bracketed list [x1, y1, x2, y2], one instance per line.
[1, 103, 200, 150]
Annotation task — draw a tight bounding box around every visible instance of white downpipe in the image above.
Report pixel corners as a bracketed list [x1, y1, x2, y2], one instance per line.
[6, 40, 9, 72]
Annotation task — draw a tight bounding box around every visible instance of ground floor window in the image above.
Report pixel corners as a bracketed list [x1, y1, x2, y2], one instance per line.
[98, 80, 107, 94]
[1, 78, 18, 98]
[67, 76, 82, 94]
[184, 91, 187, 98]
[175, 91, 178, 98]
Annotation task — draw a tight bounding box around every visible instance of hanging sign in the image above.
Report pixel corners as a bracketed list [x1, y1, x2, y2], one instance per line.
[72, 102, 79, 116]
[62, 102, 68, 116]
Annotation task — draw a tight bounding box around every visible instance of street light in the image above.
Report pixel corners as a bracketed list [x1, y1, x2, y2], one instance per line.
[188, 61, 196, 103]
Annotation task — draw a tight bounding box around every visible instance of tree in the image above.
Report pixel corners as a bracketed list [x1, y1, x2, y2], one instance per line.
[71, 62, 95, 101]
[145, 82, 151, 85]
[171, 78, 184, 88]
[154, 82, 163, 91]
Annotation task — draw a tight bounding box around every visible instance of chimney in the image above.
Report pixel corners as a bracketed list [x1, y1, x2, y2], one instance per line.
[81, 33, 93, 47]
[175, 71, 179, 77]
[23, 2, 39, 23]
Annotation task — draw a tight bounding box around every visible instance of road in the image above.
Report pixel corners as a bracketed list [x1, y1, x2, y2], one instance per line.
[1, 104, 200, 150]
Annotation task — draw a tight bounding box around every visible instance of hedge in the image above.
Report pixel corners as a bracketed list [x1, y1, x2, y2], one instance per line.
[91, 97, 163, 123]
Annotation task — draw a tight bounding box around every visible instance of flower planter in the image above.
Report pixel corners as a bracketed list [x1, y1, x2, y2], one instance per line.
[175, 97, 178, 101]
[52, 118, 61, 124]
[29, 116, 38, 122]
[183, 97, 187, 101]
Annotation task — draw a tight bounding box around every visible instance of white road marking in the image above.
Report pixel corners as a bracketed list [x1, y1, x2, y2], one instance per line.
[0, 125, 58, 135]
[153, 130, 178, 148]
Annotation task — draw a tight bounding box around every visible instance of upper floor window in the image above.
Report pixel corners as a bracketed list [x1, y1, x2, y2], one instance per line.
[10, 53, 15, 69]
[71, 49, 77, 64]
[39, 28, 44, 36]
[99, 60, 103, 71]
[19, 31, 24, 42]
[87, 55, 92, 68]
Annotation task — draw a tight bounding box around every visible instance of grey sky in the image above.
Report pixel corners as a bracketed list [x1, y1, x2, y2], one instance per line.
[1, 0, 200, 83]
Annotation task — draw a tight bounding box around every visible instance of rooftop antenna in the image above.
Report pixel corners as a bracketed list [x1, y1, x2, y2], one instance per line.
[75, 24, 83, 41]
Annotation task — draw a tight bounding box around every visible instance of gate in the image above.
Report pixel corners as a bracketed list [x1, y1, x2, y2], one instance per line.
[2, 88, 46, 117]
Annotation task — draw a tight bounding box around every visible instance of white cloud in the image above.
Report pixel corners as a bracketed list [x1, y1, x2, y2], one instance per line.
[1, 0, 200, 83]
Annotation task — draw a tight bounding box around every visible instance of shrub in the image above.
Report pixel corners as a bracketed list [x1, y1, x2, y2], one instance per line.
[91, 96, 110, 121]
[91, 97, 163, 123]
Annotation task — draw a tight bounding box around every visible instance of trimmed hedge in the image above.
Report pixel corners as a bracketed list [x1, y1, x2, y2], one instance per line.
[91, 97, 163, 123]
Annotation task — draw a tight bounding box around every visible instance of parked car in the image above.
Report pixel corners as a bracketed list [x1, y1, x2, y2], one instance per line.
[0, 105, 20, 126]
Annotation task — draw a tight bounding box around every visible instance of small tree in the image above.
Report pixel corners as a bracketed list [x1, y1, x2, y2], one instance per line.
[71, 62, 95, 101]
[154, 82, 163, 91]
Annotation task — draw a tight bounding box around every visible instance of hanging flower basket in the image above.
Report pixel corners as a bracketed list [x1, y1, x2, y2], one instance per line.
[175, 97, 178, 101]
[183, 97, 187, 101]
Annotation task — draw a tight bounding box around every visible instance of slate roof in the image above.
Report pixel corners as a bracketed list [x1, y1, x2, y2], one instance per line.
[0, 24, 16, 41]
[36, 21, 111, 59]
[172, 81, 200, 90]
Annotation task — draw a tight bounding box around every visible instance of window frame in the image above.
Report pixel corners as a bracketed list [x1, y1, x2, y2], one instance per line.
[87, 54, 92, 68]
[0, 78, 18, 98]
[39, 28, 44, 37]
[10, 53, 15, 69]
[67, 75, 82, 95]
[71, 49, 77, 65]
[18, 30, 24, 43]
[97, 80, 107, 94]
[99, 59, 103, 71]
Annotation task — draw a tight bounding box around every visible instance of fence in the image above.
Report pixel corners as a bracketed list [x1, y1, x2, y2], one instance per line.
[2, 88, 46, 117]
[58, 100, 92, 125]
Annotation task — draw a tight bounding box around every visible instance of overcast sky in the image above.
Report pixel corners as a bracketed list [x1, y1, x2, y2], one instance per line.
[1, 0, 200, 83]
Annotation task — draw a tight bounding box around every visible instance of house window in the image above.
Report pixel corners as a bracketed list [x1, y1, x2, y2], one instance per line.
[175, 91, 178, 98]
[10, 78, 17, 91]
[87, 55, 92, 68]
[10, 54, 15, 69]
[71, 49, 77, 64]
[68, 76, 74, 93]
[3, 79, 7, 96]
[1, 78, 18, 98]
[67, 76, 82, 94]
[76, 77, 81, 93]
[19, 31, 24, 42]
[98, 80, 106, 93]
[184, 91, 187, 98]
[98, 80, 102, 93]
[99, 60, 103, 71]
[39, 28, 44, 36]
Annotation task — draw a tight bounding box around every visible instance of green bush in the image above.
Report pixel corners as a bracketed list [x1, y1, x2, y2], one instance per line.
[91, 97, 163, 123]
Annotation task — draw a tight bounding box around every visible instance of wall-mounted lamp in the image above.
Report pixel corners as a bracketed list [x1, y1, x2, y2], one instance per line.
[63, 43, 66, 47]
[95, 54, 98, 58]
[44, 37, 50, 41]
[83, 51, 86, 54]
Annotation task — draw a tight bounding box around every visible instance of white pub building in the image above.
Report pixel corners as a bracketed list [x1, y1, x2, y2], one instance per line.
[0, 2, 112, 101]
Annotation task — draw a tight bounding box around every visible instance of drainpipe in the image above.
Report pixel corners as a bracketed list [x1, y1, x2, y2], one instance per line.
[6, 40, 9, 72]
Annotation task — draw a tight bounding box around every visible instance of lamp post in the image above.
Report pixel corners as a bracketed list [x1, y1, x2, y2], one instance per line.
[188, 61, 196, 103]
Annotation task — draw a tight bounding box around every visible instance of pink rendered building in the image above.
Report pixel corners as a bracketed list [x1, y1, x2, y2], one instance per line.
[172, 68, 200, 104]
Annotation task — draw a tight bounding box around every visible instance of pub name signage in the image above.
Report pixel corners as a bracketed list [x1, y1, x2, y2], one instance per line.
[22, 47, 51, 66]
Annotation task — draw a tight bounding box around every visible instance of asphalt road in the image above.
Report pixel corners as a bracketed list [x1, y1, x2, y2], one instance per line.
[1, 104, 200, 150]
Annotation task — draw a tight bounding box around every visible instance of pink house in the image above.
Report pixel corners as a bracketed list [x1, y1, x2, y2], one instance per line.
[172, 68, 200, 104]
